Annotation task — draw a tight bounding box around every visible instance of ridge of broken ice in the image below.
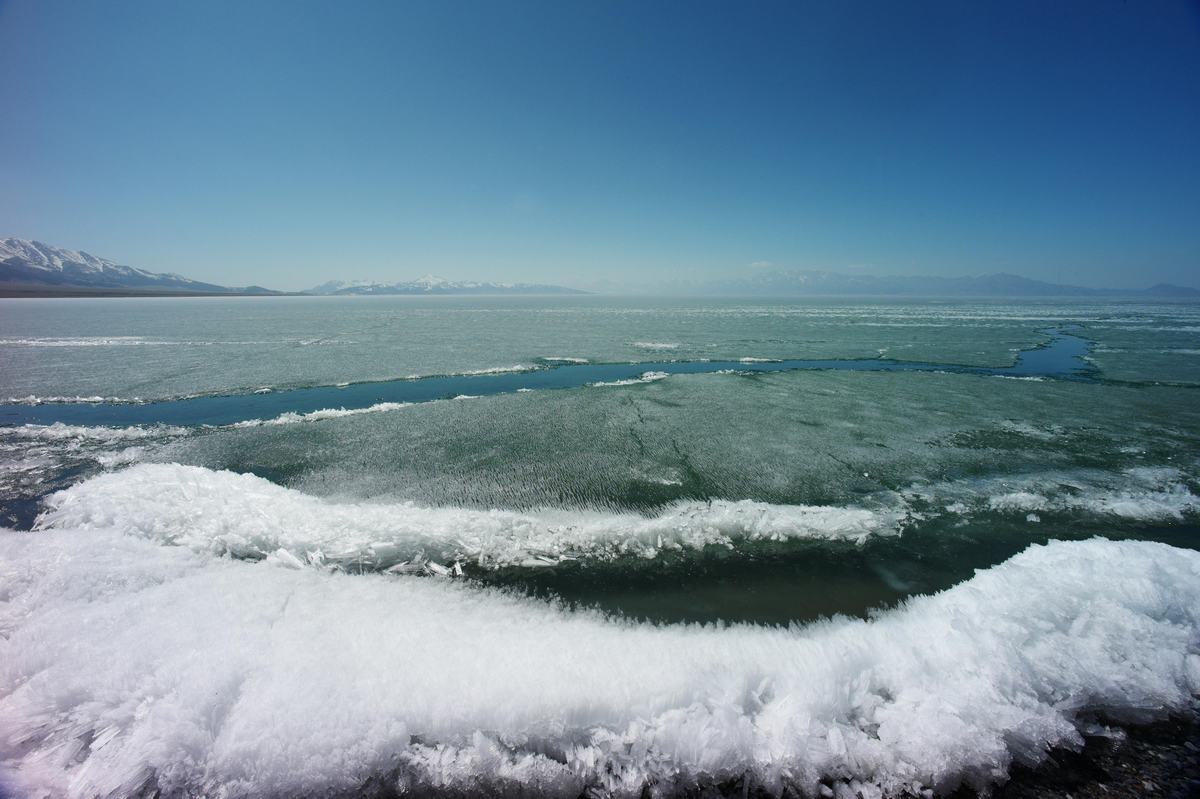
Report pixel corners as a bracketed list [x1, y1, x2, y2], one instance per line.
[35, 464, 907, 571]
[0, 531, 1196, 798]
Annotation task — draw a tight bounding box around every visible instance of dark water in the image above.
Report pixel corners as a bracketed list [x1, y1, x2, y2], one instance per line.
[485, 519, 1200, 626]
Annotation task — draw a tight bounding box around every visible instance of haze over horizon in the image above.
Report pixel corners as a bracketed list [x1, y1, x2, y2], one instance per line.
[2, 1, 1198, 292]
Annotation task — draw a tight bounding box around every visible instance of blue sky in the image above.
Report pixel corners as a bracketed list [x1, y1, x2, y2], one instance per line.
[1, 0, 1197, 291]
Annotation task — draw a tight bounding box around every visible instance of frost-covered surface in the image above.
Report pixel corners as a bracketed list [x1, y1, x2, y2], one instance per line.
[6, 364, 1198, 541]
[137, 365, 1197, 525]
[35, 464, 906, 570]
[0, 532, 1196, 798]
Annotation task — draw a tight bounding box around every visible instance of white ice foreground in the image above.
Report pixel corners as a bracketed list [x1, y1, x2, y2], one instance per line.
[1, 516, 1198, 797]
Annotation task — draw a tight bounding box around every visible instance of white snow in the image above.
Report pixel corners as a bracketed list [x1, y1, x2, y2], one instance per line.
[0, 238, 114, 272]
[0, 529, 1196, 798]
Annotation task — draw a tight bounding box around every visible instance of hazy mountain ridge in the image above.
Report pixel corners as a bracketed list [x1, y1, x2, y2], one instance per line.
[0, 238, 277, 294]
[4, 238, 1194, 298]
[689, 267, 1200, 298]
[305, 276, 587, 295]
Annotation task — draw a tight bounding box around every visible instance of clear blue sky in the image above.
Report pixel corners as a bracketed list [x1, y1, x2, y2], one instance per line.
[1, 0, 1197, 291]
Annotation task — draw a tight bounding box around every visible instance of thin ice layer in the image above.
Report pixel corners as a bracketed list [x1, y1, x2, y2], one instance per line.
[0, 532, 1196, 798]
[35, 464, 905, 570]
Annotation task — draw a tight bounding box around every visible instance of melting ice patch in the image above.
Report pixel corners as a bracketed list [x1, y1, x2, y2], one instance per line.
[230, 402, 412, 428]
[447, 364, 540, 376]
[0, 336, 153, 347]
[0, 532, 1196, 798]
[35, 464, 906, 572]
[590, 371, 671, 388]
[4, 394, 136, 405]
[2, 422, 189, 442]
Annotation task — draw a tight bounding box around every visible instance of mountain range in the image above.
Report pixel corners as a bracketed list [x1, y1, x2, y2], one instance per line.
[3, 238, 1196, 298]
[0, 239, 585, 296]
[305, 277, 587, 295]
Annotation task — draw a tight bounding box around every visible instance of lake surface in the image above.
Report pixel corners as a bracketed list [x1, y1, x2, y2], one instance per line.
[2, 295, 1197, 618]
[2, 295, 1198, 796]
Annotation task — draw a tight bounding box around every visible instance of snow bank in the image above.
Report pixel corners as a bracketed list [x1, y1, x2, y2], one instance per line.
[34, 464, 904, 571]
[0, 531, 1196, 798]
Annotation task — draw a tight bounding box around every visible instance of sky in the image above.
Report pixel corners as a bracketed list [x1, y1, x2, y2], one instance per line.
[1, 1, 1198, 292]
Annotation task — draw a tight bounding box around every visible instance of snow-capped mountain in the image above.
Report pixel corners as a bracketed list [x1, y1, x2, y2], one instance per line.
[306, 275, 586, 295]
[0, 238, 274, 294]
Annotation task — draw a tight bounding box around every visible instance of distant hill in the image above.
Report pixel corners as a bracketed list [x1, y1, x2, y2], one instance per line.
[1142, 282, 1200, 297]
[306, 276, 587, 295]
[691, 268, 1200, 298]
[0, 238, 281, 295]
